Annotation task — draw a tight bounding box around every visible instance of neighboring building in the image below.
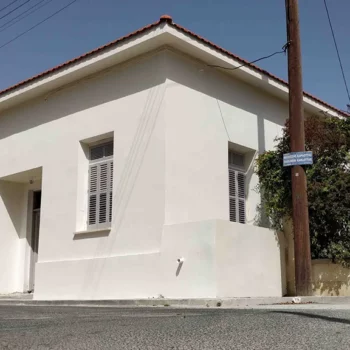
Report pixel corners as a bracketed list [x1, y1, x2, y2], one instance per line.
[0, 16, 346, 300]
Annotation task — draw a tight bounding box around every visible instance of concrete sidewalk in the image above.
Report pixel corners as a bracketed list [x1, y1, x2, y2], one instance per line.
[1, 295, 350, 309]
[0, 293, 33, 300]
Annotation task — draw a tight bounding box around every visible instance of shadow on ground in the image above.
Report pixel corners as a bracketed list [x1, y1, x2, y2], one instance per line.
[272, 310, 350, 326]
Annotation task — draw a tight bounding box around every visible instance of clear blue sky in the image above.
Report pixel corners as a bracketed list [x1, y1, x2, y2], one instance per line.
[0, 0, 349, 111]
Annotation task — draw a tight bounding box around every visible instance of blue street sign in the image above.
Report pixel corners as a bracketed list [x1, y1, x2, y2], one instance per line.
[283, 151, 313, 167]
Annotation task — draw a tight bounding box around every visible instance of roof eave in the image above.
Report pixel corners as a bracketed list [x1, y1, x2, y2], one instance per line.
[165, 23, 348, 118]
[0, 22, 168, 111]
[0, 17, 347, 118]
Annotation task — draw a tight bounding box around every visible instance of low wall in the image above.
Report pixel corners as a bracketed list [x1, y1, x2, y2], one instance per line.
[216, 220, 283, 298]
[312, 259, 350, 297]
[34, 219, 284, 300]
[160, 220, 284, 299]
[34, 253, 162, 300]
[283, 221, 350, 296]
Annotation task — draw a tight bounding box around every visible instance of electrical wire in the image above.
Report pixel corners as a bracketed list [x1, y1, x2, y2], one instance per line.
[0, 0, 21, 13]
[216, 99, 231, 142]
[323, 0, 350, 104]
[207, 42, 290, 71]
[0, 0, 78, 50]
[0, 0, 33, 21]
[0, 0, 55, 33]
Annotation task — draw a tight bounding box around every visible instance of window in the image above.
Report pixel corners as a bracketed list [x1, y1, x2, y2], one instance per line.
[88, 141, 113, 229]
[228, 151, 246, 224]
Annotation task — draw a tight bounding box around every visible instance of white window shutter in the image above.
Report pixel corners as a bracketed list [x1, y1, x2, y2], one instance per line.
[109, 162, 113, 223]
[237, 173, 245, 224]
[228, 168, 246, 224]
[229, 169, 236, 197]
[99, 163, 108, 224]
[229, 196, 237, 222]
[88, 165, 98, 225]
[229, 168, 236, 222]
[88, 141, 113, 229]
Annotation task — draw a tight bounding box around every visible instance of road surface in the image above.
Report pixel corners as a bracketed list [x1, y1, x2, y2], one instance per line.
[0, 305, 349, 349]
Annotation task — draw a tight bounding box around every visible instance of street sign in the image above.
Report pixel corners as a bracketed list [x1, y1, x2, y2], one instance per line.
[283, 151, 313, 167]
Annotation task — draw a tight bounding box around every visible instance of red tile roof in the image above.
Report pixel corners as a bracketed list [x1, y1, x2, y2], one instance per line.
[0, 19, 163, 96]
[0, 15, 348, 117]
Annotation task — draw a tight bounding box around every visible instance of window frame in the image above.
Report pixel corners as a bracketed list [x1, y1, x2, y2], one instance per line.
[228, 151, 246, 224]
[87, 141, 114, 230]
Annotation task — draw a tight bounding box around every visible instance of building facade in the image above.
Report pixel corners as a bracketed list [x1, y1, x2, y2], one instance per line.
[0, 16, 345, 300]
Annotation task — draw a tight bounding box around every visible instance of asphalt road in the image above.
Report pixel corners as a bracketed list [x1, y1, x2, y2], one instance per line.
[0, 305, 350, 349]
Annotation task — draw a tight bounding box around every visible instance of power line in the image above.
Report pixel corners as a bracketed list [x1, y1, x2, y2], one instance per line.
[207, 42, 290, 71]
[216, 99, 230, 141]
[323, 0, 350, 104]
[0, 0, 55, 33]
[0, 0, 78, 50]
[0, 0, 33, 21]
[0, 0, 47, 29]
[0, 0, 21, 13]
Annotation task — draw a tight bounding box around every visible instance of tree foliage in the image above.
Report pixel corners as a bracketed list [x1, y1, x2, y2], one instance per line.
[256, 115, 350, 264]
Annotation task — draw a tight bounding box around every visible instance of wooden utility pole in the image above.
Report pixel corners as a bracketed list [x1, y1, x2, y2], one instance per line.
[285, 0, 312, 296]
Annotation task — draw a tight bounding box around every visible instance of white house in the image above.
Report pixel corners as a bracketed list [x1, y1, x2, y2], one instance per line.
[0, 15, 346, 300]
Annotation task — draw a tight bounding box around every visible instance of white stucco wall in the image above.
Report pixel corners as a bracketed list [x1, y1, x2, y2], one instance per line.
[164, 51, 288, 227]
[0, 181, 26, 293]
[159, 220, 283, 299]
[0, 49, 288, 298]
[216, 220, 283, 297]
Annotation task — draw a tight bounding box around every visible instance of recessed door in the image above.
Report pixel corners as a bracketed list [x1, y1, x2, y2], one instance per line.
[29, 191, 41, 292]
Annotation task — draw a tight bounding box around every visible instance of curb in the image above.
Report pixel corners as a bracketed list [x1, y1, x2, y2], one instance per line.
[0, 296, 350, 308]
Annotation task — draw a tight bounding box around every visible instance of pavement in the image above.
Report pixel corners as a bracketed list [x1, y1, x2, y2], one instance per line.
[2, 294, 350, 308]
[1, 305, 350, 349]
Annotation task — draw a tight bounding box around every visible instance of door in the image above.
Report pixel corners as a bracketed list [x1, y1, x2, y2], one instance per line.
[29, 191, 41, 292]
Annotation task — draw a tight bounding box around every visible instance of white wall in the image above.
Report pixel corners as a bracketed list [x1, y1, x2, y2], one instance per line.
[0, 49, 288, 298]
[160, 221, 217, 298]
[35, 253, 162, 300]
[34, 219, 284, 300]
[216, 220, 283, 297]
[0, 181, 27, 293]
[164, 50, 287, 225]
[158, 220, 283, 299]
[0, 52, 167, 295]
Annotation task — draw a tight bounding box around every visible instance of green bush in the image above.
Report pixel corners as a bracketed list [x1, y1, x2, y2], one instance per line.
[256, 115, 350, 265]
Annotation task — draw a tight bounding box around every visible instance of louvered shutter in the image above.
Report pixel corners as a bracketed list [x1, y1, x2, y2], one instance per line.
[229, 169, 237, 222]
[237, 173, 245, 224]
[88, 165, 98, 225]
[228, 151, 246, 224]
[88, 142, 113, 229]
[109, 162, 113, 223]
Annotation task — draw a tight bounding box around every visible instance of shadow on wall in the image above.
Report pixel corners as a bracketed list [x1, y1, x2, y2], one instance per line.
[0, 180, 25, 238]
[176, 261, 184, 277]
[0, 53, 166, 141]
[254, 203, 271, 229]
[254, 111, 269, 228]
[78, 81, 167, 299]
[166, 51, 286, 229]
[0, 53, 167, 299]
[312, 260, 350, 296]
[275, 230, 287, 296]
[166, 51, 287, 131]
